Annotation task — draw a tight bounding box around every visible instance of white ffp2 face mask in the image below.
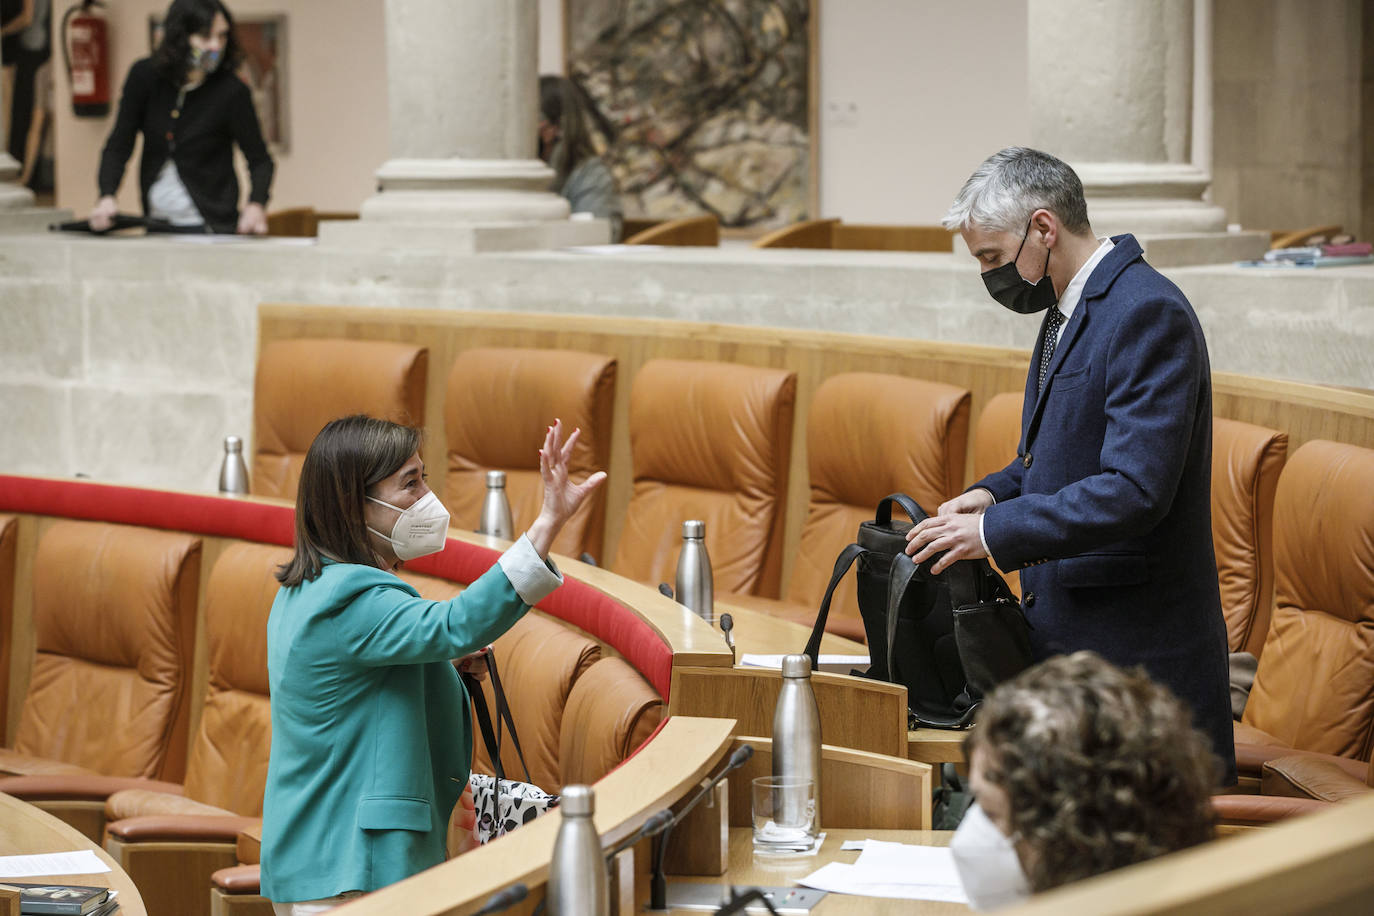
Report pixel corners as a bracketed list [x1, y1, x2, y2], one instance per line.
[949, 802, 1031, 911]
[367, 490, 451, 561]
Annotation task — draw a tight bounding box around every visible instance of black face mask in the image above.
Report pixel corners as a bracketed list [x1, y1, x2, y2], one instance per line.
[981, 220, 1057, 314]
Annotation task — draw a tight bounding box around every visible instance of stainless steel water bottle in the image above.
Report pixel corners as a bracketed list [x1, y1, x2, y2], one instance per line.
[218, 436, 249, 495]
[478, 470, 514, 539]
[772, 654, 822, 832]
[675, 519, 714, 624]
[546, 785, 608, 916]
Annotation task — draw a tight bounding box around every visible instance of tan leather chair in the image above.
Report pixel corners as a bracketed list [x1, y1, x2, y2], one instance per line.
[1211, 419, 1288, 656]
[724, 373, 971, 641]
[558, 657, 664, 786]
[972, 392, 1024, 482]
[1234, 440, 1374, 774]
[445, 347, 616, 561]
[99, 541, 285, 916]
[1212, 750, 1372, 827]
[968, 392, 1027, 599]
[468, 612, 602, 792]
[0, 521, 201, 786]
[252, 338, 429, 499]
[612, 359, 797, 597]
[0, 515, 16, 744]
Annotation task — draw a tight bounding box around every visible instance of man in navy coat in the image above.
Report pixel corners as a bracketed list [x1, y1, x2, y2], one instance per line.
[906, 147, 1236, 784]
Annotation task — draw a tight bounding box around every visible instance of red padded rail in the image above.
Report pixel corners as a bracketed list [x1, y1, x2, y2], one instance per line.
[0, 475, 673, 699]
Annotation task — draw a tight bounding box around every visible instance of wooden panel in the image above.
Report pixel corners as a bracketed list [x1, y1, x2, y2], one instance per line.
[334, 716, 736, 916]
[665, 827, 963, 916]
[0, 516, 15, 744]
[724, 735, 932, 830]
[908, 727, 970, 765]
[623, 215, 719, 246]
[833, 223, 956, 252]
[752, 218, 838, 249]
[1003, 791, 1374, 916]
[0, 792, 148, 915]
[667, 666, 907, 758]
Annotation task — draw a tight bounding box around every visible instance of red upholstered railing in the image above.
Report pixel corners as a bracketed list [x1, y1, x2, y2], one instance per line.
[0, 475, 673, 699]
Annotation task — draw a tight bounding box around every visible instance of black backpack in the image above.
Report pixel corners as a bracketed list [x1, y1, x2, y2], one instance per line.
[802, 493, 1034, 729]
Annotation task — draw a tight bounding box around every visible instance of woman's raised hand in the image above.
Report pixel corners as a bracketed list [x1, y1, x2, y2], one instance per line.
[526, 418, 607, 559]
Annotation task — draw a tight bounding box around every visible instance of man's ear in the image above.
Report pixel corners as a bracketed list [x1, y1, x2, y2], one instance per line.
[1031, 208, 1058, 249]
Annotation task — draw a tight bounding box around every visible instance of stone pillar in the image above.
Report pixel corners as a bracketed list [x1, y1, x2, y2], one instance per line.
[1027, 0, 1236, 240]
[322, 0, 607, 251]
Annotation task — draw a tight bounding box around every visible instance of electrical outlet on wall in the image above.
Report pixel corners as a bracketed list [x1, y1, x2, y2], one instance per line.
[824, 99, 859, 127]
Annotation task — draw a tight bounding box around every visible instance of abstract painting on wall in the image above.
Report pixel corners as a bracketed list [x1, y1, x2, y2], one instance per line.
[566, 0, 815, 231]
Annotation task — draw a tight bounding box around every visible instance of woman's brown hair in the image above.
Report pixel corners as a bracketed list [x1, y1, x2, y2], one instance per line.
[966, 651, 1217, 893]
[275, 415, 421, 588]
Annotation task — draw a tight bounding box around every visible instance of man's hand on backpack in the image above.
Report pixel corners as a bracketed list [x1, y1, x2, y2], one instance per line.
[905, 504, 989, 574]
[937, 489, 994, 516]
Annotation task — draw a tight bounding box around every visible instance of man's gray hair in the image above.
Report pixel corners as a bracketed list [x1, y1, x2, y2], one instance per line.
[942, 147, 1091, 236]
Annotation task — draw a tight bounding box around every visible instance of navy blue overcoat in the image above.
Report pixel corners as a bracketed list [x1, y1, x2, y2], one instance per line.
[977, 234, 1236, 784]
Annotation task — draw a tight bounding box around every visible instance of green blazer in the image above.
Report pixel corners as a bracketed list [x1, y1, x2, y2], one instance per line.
[260, 543, 555, 902]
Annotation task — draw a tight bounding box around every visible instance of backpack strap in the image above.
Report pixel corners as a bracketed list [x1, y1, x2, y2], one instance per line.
[885, 552, 921, 682]
[803, 542, 864, 670]
[484, 651, 532, 784]
[876, 493, 926, 527]
[462, 668, 506, 829]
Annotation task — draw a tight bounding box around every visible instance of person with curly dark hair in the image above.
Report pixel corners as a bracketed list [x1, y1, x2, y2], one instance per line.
[89, 0, 273, 234]
[951, 651, 1217, 910]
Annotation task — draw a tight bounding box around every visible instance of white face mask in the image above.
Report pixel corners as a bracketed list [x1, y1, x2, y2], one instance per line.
[366, 490, 451, 561]
[949, 802, 1031, 911]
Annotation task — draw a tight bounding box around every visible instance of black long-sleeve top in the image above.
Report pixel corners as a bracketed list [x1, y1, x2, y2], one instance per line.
[98, 57, 274, 233]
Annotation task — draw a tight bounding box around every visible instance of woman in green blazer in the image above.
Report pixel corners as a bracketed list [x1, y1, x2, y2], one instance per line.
[260, 414, 604, 913]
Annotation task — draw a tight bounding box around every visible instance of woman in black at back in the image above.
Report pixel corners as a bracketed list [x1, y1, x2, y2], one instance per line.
[89, 0, 273, 234]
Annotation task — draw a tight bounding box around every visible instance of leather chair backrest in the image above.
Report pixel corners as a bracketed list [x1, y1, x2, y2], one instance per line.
[445, 348, 616, 560]
[16, 521, 201, 780]
[0, 515, 16, 743]
[613, 359, 797, 597]
[1244, 440, 1374, 760]
[469, 613, 601, 792]
[972, 392, 1023, 482]
[789, 373, 970, 628]
[183, 542, 291, 816]
[252, 338, 428, 499]
[1211, 418, 1288, 656]
[558, 657, 664, 788]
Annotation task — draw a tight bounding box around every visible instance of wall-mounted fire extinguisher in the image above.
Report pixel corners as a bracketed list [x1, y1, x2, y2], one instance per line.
[61, 0, 110, 117]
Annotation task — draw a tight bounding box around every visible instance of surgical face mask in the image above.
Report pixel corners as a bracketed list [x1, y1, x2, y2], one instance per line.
[981, 219, 1056, 314]
[189, 45, 222, 75]
[949, 802, 1031, 911]
[366, 490, 451, 561]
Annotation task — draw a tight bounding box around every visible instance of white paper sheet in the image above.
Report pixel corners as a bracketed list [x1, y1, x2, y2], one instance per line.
[740, 654, 870, 675]
[0, 849, 112, 878]
[797, 840, 967, 903]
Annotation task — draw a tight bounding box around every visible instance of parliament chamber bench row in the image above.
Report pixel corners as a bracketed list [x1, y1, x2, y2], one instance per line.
[250, 307, 1374, 779]
[2, 477, 1372, 916]
[0, 475, 935, 915]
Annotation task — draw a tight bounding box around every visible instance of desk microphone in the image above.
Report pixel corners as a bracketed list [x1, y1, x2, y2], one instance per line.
[648, 744, 755, 911]
[473, 882, 527, 915]
[715, 887, 781, 916]
[603, 807, 673, 867]
[658, 582, 674, 599]
[719, 613, 735, 652]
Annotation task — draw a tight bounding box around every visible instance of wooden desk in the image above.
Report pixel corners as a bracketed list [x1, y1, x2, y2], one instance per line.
[0, 792, 147, 915]
[669, 827, 966, 915]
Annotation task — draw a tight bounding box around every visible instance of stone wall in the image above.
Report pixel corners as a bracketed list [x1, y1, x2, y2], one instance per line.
[2, 235, 1371, 491]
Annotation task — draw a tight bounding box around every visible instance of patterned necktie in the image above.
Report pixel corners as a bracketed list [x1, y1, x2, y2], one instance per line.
[1038, 307, 1065, 394]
